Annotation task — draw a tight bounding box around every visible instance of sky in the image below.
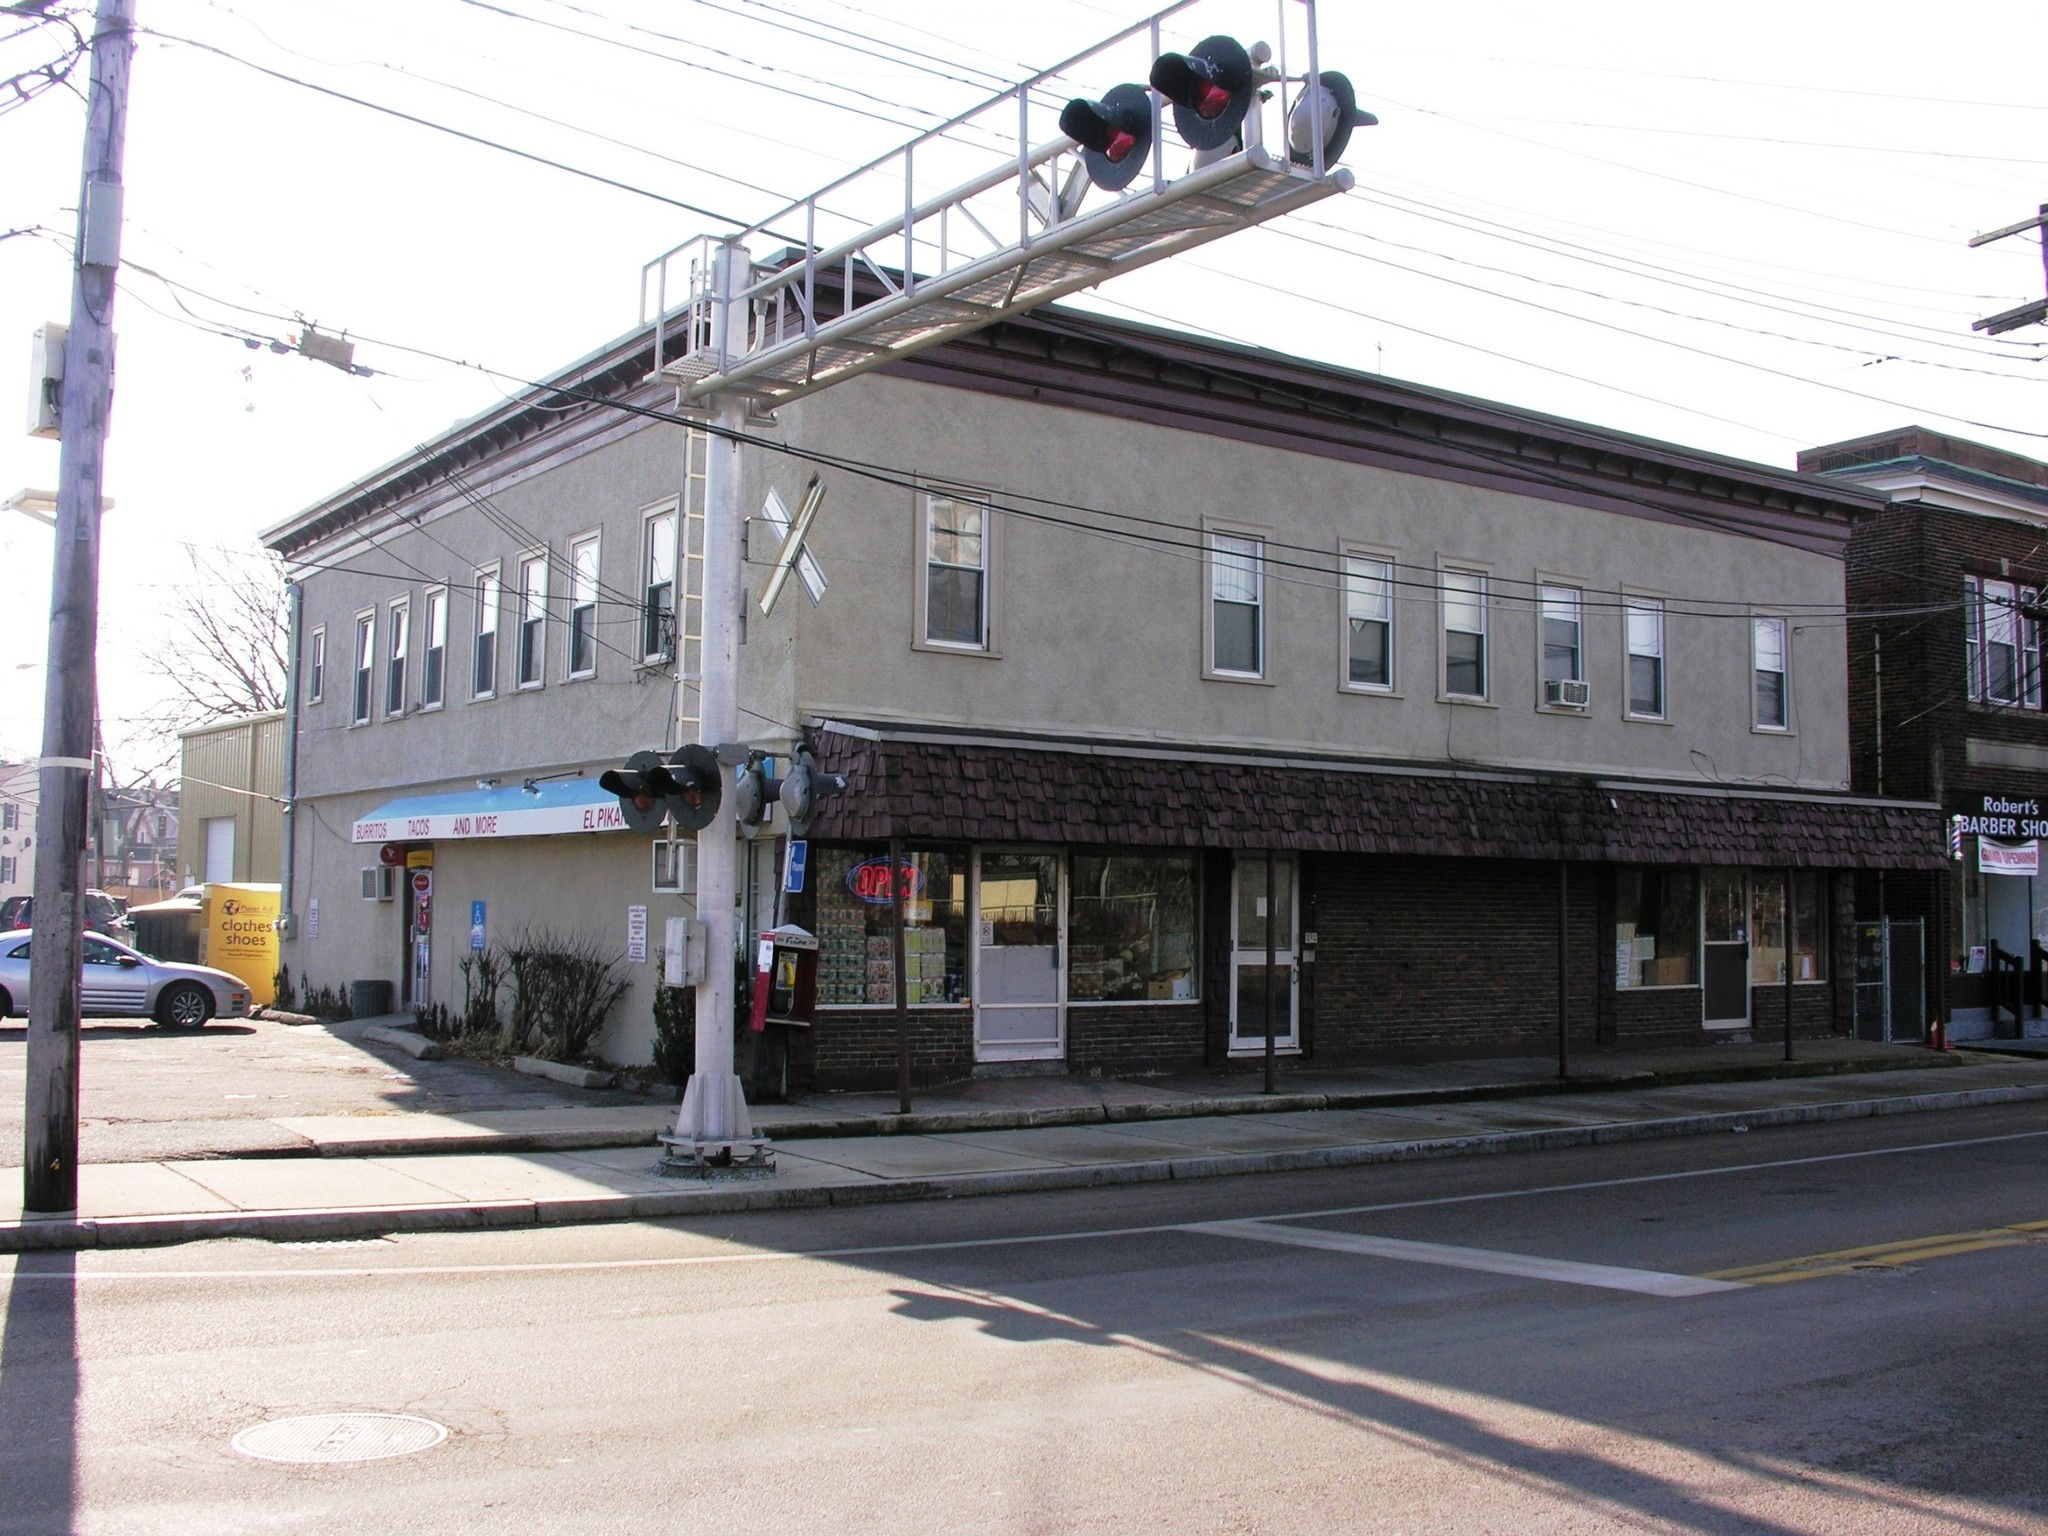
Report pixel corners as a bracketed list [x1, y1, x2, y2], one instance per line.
[2, 0, 2045, 776]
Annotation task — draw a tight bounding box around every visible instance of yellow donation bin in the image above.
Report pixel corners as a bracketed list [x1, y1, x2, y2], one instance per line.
[202, 883, 282, 1007]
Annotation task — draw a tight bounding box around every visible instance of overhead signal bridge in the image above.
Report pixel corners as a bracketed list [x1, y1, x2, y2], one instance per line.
[640, 0, 1372, 409]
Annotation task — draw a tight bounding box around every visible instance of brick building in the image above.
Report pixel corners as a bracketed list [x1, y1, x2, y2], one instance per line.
[1814, 426, 2048, 1038]
[267, 305, 1944, 1087]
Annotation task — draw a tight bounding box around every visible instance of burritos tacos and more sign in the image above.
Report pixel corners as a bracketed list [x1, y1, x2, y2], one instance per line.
[351, 779, 632, 843]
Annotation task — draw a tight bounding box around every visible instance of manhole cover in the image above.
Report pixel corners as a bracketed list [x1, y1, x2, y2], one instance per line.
[232, 1413, 447, 1464]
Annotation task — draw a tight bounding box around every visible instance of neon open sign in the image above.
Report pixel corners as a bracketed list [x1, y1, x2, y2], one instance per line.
[845, 857, 923, 905]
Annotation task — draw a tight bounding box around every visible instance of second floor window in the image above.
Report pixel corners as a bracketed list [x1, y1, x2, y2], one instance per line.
[1442, 568, 1487, 698]
[569, 534, 599, 678]
[1627, 597, 1665, 718]
[1210, 533, 1264, 676]
[1345, 554, 1393, 688]
[643, 509, 676, 662]
[1753, 616, 1788, 730]
[422, 588, 447, 709]
[1966, 577, 2042, 708]
[385, 600, 409, 716]
[306, 627, 325, 705]
[517, 552, 547, 689]
[925, 495, 988, 648]
[1540, 585, 1583, 686]
[474, 567, 500, 698]
[352, 613, 374, 725]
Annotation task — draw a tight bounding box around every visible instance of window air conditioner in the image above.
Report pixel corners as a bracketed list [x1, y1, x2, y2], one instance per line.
[1545, 678, 1591, 708]
[360, 865, 396, 901]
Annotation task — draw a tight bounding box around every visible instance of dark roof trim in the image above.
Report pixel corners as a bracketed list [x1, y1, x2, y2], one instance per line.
[803, 731, 1945, 870]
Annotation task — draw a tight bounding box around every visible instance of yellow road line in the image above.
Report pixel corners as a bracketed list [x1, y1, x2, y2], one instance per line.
[1707, 1218, 2048, 1285]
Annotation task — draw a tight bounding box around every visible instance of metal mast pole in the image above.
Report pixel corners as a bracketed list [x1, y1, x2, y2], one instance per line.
[670, 238, 758, 1162]
[24, 0, 134, 1219]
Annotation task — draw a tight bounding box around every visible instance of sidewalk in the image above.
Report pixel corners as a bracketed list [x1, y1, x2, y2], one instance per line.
[6, 1040, 2046, 1253]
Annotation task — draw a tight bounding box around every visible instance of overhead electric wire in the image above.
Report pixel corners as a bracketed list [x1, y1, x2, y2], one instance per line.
[139, 29, 758, 224]
[1447, 113, 2048, 168]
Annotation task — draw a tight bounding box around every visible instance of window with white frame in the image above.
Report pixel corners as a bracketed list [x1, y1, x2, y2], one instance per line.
[1344, 553, 1393, 689]
[1753, 615, 1788, 730]
[924, 493, 989, 648]
[1540, 585, 1582, 687]
[2, 803, 16, 830]
[516, 552, 547, 689]
[1441, 568, 1487, 698]
[1626, 597, 1665, 718]
[422, 587, 447, 709]
[642, 506, 676, 662]
[306, 626, 325, 705]
[0, 856, 14, 885]
[385, 598, 409, 716]
[1966, 577, 2042, 708]
[568, 533, 599, 678]
[1210, 532, 1264, 677]
[473, 565, 500, 699]
[351, 611, 374, 725]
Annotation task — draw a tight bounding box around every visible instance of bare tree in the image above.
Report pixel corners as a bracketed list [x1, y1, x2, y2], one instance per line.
[143, 546, 290, 729]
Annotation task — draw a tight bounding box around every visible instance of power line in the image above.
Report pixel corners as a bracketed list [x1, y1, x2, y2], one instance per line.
[139, 28, 758, 224]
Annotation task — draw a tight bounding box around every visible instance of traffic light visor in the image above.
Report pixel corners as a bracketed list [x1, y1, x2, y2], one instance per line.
[1149, 35, 1254, 151]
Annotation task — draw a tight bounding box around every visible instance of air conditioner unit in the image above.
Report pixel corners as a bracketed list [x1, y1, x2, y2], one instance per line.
[360, 865, 396, 901]
[1545, 678, 1591, 708]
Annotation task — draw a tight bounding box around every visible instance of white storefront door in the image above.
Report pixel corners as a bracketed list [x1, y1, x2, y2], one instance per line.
[1230, 853, 1298, 1053]
[972, 849, 1065, 1062]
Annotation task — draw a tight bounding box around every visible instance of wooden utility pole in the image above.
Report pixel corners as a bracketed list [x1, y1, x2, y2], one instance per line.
[24, 0, 133, 1218]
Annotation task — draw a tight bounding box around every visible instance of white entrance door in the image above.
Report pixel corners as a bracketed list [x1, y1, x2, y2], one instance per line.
[973, 849, 1064, 1062]
[1702, 867, 1750, 1030]
[1231, 852, 1298, 1053]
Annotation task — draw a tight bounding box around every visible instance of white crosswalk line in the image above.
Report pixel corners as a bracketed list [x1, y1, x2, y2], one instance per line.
[1189, 1218, 1747, 1297]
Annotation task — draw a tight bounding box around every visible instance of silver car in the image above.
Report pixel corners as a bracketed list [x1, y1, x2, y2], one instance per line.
[0, 929, 253, 1027]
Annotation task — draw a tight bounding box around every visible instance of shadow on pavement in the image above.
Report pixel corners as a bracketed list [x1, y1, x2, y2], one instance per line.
[0, 1249, 78, 1535]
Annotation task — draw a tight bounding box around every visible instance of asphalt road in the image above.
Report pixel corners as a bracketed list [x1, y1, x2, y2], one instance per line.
[0, 1015, 654, 1165]
[4, 1102, 2046, 1534]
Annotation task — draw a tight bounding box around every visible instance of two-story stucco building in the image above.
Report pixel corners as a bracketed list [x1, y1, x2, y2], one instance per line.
[263, 304, 1942, 1086]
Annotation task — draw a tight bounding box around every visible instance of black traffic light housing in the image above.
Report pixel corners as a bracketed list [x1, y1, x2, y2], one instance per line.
[1059, 81, 1153, 192]
[733, 756, 780, 837]
[780, 749, 847, 838]
[1149, 35, 1256, 152]
[1287, 70, 1376, 168]
[598, 745, 721, 835]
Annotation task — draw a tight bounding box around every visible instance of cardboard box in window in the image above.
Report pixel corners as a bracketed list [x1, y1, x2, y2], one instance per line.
[1644, 957, 1691, 987]
[1145, 970, 1193, 1001]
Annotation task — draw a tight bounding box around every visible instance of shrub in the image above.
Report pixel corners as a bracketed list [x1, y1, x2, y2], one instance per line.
[297, 979, 350, 1021]
[503, 928, 632, 1064]
[457, 944, 508, 1038]
[271, 962, 297, 1013]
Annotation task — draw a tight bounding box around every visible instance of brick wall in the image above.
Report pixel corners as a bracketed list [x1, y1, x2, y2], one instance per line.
[1306, 855, 1602, 1062]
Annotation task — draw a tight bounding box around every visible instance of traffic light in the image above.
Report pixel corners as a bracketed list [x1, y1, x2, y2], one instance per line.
[1286, 70, 1376, 168]
[780, 749, 847, 838]
[733, 756, 780, 837]
[1058, 81, 1153, 192]
[1149, 35, 1256, 152]
[598, 745, 721, 835]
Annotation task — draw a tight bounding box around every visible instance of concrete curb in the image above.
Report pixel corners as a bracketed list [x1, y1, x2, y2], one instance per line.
[513, 1057, 618, 1090]
[7, 1079, 2044, 1254]
[361, 1026, 444, 1061]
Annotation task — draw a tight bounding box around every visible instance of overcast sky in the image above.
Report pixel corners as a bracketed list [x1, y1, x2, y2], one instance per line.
[3, 0, 2045, 773]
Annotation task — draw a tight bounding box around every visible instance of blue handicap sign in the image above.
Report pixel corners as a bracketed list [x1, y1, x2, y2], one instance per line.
[470, 899, 486, 951]
[784, 840, 808, 894]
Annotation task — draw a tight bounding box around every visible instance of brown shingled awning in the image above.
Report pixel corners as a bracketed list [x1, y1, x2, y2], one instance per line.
[804, 735, 1946, 871]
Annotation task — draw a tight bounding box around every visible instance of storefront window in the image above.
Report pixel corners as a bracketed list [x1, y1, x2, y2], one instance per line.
[1615, 868, 1697, 988]
[813, 846, 967, 1005]
[1069, 852, 1199, 1002]
[1750, 871, 1828, 984]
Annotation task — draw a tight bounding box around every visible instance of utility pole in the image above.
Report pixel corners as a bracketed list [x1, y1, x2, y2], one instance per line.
[24, 0, 134, 1219]
[1969, 203, 2048, 335]
[665, 239, 761, 1167]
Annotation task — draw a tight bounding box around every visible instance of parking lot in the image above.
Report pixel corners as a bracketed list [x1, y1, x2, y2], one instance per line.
[0, 1014, 655, 1165]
